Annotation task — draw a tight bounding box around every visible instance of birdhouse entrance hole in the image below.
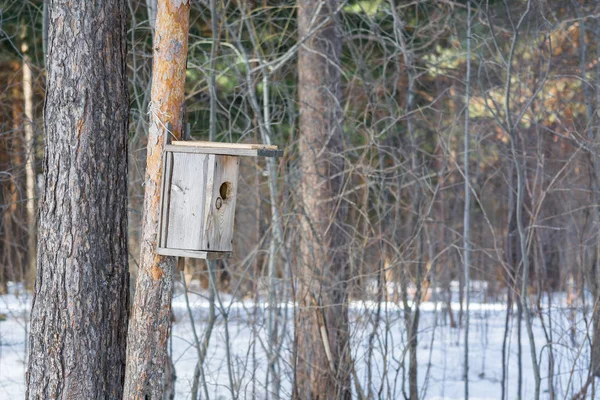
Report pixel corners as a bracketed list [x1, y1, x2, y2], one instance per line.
[220, 181, 232, 201]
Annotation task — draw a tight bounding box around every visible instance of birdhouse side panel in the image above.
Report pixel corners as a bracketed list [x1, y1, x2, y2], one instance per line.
[165, 152, 210, 250]
[202, 155, 239, 252]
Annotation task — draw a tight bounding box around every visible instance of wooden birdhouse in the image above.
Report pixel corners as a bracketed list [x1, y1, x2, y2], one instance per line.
[157, 141, 282, 260]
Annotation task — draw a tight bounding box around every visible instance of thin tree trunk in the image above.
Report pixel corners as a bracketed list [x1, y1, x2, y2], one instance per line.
[506, 162, 521, 400]
[463, 2, 472, 397]
[0, 125, 14, 292]
[500, 289, 512, 400]
[408, 226, 424, 400]
[147, 0, 158, 34]
[295, 0, 351, 398]
[26, 0, 130, 397]
[123, 1, 190, 398]
[42, 0, 48, 67]
[593, 3, 600, 377]
[516, 293, 523, 400]
[21, 43, 36, 289]
[9, 61, 26, 285]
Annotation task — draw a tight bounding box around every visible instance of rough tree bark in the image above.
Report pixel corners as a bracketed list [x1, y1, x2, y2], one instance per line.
[26, 1, 130, 398]
[123, 1, 190, 398]
[295, 0, 351, 398]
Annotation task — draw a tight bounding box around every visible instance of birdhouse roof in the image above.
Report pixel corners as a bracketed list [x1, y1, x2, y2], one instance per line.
[165, 141, 282, 157]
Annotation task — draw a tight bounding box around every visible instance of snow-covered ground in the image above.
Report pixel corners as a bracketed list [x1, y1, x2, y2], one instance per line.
[0, 282, 596, 399]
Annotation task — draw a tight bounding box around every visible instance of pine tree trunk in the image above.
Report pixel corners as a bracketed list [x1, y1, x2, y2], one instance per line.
[295, 0, 351, 398]
[26, 0, 130, 398]
[123, 1, 190, 398]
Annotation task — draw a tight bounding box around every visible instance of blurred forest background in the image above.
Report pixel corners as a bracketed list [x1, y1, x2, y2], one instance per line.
[3, 0, 600, 399]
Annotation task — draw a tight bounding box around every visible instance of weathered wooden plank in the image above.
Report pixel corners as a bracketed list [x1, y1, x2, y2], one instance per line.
[171, 140, 277, 150]
[156, 247, 230, 260]
[202, 155, 240, 252]
[165, 152, 209, 250]
[158, 151, 174, 248]
[165, 144, 283, 158]
[202, 154, 216, 249]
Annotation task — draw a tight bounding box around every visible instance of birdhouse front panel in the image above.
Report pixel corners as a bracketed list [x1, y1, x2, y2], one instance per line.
[157, 141, 281, 260]
[201, 154, 239, 252]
